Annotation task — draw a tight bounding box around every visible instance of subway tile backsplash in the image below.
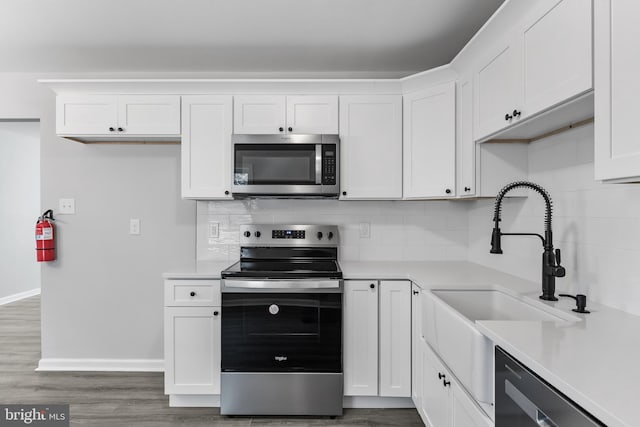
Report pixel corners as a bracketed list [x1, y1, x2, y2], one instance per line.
[196, 199, 469, 263]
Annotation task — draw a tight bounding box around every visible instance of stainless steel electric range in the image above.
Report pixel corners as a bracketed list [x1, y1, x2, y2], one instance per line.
[220, 224, 343, 416]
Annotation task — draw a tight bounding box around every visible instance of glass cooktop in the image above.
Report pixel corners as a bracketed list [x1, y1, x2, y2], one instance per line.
[221, 259, 342, 279]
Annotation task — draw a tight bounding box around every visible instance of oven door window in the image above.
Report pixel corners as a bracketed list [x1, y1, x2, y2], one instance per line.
[234, 144, 317, 185]
[222, 293, 341, 373]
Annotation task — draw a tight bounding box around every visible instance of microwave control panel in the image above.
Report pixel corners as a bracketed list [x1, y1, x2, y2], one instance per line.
[322, 144, 337, 185]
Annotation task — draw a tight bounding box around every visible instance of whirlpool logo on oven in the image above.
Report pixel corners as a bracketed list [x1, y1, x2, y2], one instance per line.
[274, 356, 288, 362]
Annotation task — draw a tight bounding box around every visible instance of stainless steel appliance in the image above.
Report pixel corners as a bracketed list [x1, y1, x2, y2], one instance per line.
[231, 134, 339, 198]
[495, 346, 605, 426]
[220, 224, 343, 416]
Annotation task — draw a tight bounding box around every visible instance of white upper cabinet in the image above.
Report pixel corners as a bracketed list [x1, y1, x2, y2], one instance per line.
[456, 78, 475, 197]
[403, 81, 456, 199]
[474, 38, 522, 140]
[181, 95, 233, 200]
[339, 95, 403, 200]
[56, 95, 180, 141]
[594, 0, 640, 182]
[286, 95, 339, 134]
[520, 0, 592, 117]
[233, 95, 338, 134]
[474, 0, 593, 141]
[233, 95, 285, 134]
[56, 95, 118, 135]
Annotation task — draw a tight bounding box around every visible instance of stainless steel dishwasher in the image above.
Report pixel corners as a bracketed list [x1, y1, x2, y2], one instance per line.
[495, 346, 605, 426]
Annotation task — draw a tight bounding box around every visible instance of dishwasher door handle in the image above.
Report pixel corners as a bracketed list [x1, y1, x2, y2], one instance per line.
[505, 380, 558, 427]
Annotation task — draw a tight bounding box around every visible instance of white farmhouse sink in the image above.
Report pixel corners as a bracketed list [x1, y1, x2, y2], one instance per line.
[423, 289, 577, 410]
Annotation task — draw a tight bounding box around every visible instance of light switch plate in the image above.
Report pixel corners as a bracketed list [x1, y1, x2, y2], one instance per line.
[58, 198, 75, 214]
[208, 222, 219, 238]
[359, 222, 371, 239]
[129, 219, 141, 235]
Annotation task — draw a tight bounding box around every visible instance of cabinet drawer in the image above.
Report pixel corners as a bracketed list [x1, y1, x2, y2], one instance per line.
[165, 280, 221, 306]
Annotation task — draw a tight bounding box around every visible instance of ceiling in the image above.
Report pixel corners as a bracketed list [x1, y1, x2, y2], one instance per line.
[0, 0, 505, 77]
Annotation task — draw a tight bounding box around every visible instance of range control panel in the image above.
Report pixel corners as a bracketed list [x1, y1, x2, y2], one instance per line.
[240, 224, 338, 247]
[272, 229, 306, 239]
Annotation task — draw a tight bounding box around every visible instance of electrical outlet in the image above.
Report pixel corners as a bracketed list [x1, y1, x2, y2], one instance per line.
[208, 222, 219, 238]
[129, 219, 141, 235]
[359, 222, 371, 239]
[58, 198, 75, 214]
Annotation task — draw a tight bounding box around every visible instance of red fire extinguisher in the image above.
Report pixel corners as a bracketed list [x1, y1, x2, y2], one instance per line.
[36, 209, 56, 262]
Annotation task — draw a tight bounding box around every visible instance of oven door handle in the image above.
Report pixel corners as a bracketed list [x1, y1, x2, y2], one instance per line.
[222, 279, 342, 292]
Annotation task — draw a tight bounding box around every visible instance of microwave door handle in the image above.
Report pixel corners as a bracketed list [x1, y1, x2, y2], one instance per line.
[315, 144, 322, 184]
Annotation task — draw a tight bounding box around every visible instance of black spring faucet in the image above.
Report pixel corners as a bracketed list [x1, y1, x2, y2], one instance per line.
[490, 181, 565, 301]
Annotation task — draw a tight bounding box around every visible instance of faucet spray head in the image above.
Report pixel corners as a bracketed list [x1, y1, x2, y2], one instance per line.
[490, 227, 503, 254]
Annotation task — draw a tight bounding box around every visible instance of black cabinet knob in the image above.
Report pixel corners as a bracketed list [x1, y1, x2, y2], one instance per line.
[224, 190, 230, 195]
[190, 291, 196, 297]
[342, 191, 347, 196]
[109, 127, 115, 132]
[445, 188, 452, 194]
[213, 311, 219, 316]
[413, 290, 419, 295]
[255, 231, 261, 238]
[327, 232, 333, 240]
[505, 113, 513, 121]
[464, 187, 471, 192]
[243, 231, 251, 238]
[279, 127, 284, 132]
[317, 232, 323, 239]
[513, 109, 521, 118]
[288, 127, 293, 132]
[443, 379, 451, 387]
[438, 372, 446, 380]
[369, 283, 375, 289]
[117, 127, 124, 132]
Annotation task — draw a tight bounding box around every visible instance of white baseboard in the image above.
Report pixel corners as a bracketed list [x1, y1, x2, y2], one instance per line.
[36, 358, 164, 372]
[343, 396, 415, 408]
[169, 394, 220, 407]
[0, 288, 40, 306]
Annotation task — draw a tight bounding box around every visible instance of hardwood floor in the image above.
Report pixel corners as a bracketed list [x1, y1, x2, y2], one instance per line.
[0, 296, 423, 426]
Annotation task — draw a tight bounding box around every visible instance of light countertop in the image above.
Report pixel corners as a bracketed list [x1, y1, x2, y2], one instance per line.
[163, 259, 638, 426]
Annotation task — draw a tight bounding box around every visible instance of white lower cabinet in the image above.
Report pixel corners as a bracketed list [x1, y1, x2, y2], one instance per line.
[164, 279, 221, 396]
[343, 280, 411, 397]
[419, 340, 492, 427]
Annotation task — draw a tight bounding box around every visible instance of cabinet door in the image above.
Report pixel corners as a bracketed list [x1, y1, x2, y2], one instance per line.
[403, 82, 456, 199]
[181, 96, 233, 199]
[474, 39, 521, 139]
[451, 381, 493, 427]
[233, 95, 285, 134]
[411, 284, 423, 412]
[56, 95, 118, 135]
[344, 280, 379, 396]
[521, 0, 592, 118]
[117, 95, 181, 135]
[164, 306, 221, 395]
[456, 78, 475, 197]
[339, 95, 402, 200]
[286, 95, 338, 134]
[421, 341, 450, 427]
[594, 0, 640, 181]
[379, 281, 411, 397]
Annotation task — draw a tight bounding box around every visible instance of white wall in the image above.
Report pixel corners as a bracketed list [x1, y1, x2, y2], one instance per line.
[468, 123, 640, 316]
[196, 199, 468, 262]
[0, 121, 41, 301]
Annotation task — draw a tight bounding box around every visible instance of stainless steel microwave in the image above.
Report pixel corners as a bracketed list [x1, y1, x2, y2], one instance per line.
[231, 134, 339, 198]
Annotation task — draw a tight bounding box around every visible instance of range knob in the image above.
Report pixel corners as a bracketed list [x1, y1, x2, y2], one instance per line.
[317, 232, 323, 240]
[327, 232, 334, 240]
[243, 231, 251, 238]
[255, 231, 261, 238]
